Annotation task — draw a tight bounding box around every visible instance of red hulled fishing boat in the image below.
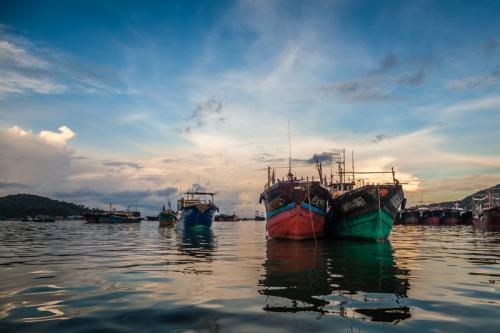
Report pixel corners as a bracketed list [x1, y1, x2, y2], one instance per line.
[259, 164, 331, 240]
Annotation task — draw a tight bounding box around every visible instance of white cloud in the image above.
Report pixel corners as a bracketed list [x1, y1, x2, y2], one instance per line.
[0, 33, 123, 99]
[8, 125, 75, 145]
[39, 126, 76, 145]
[442, 94, 500, 114]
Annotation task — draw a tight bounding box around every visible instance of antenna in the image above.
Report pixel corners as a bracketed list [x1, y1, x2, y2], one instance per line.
[288, 120, 292, 178]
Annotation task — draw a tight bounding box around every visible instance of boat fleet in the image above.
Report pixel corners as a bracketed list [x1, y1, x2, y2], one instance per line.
[81, 133, 499, 238]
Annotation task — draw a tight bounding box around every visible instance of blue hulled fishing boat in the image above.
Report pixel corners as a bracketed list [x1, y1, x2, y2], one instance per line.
[176, 192, 218, 230]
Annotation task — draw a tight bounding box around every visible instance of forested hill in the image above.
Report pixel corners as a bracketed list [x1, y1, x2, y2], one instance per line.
[0, 194, 92, 219]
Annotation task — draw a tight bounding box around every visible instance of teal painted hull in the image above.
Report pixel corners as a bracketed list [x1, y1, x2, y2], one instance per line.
[331, 209, 393, 240]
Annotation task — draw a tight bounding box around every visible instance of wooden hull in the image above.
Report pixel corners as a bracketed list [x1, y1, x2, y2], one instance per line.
[260, 180, 330, 240]
[327, 184, 404, 240]
[476, 207, 500, 225]
[177, 204, 217, 230]
[442, 217, 460, 225]
[84, 213, 140, 224]
[266, 204, 326, 240]
[329, 209, 394, 240]
[423, 216, 440, 225]
[159, 212, 176, 227]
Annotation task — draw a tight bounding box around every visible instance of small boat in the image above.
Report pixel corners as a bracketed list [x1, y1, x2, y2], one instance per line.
[32, 215, 56, 222]
[215, 213, 239, 222]
[176, 192, 218, 230]
[254, 210, 266, 221]
[327, 182, 405, 240]
[159, 204, 177, 227]
[146, 215, 159, 221]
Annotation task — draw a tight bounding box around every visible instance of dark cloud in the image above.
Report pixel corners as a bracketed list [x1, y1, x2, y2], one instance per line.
[448, 67, 500, 90]
[369, 53, 399, 75]
[54, 187, 178, 211]
[101, 160, 143, 170]
[0, 31, 123, 98]
[321, 52, 430, 101]
[191, 98, 223, 127]
[306, 152, 332, 164]
[395, 69, 426, 86]
[190, 183, 206, 192]
[174, 126, 191, 134]
[321, 81, 392, 101]
[483, 39, 498, 56]
[252, 153, 286, 164]
[372, 134, 393, 143]
[0, 181, 28, 189]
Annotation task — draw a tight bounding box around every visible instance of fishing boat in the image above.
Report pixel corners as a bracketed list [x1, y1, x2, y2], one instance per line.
[214, 213, 239, 222]
[176, 192, 218, 230]
[326, 151, 405, 240]
[399, 209, 420, 225]
[146, 215, 159, 221]
[159, 203, 177, 227]
[442, 203, 464, 225]
[258, 124, 331, 240]
[473, 188, 500, 225]
[421, 208, 442, 225]
[259, 164, 331, 240]
[254, 210, 266, 221]
[84, 204, 141, 224]
[328, 182, 404, 240]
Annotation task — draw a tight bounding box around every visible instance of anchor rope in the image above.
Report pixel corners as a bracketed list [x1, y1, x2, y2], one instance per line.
[307, 184, 318, 246]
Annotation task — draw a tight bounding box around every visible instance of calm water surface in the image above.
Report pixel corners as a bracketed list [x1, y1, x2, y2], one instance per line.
[0, 221, 499, 332]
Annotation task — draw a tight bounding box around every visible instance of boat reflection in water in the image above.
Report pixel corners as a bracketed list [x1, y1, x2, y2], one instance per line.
[259, 239, 411, 323]
[259, 240, 330, 313]
[176, 229, 217, 265]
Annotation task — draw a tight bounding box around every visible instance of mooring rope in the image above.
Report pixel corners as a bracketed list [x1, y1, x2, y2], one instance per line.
[377, 184, 382, 238]
[307, 185, 318, 246]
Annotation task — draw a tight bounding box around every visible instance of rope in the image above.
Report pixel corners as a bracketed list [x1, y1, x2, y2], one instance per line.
[377, 184, 382, 238]
[307, 185, 318, 246]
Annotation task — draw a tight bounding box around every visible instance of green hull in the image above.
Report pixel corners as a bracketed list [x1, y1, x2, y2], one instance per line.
[331, 209, 393, 240]
[159, 212, 176, 225]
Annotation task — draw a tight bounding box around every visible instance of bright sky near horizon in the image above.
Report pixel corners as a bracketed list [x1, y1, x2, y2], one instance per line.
[0, 0, 499, 215]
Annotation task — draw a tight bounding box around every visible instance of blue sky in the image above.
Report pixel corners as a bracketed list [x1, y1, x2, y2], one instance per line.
[0, 0, 499, 214]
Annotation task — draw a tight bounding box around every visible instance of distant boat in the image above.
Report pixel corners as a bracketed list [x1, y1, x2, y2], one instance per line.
[254, 210, 265, 221]
[473, 189, 500, 225]
[327, 183, 405, 240]
[442, 203, 464, 225]
[31, 215, 56, 222]
[421, 208, 442, 225]
[176, 192, 218, 230]
[215, 213, 239, 222]
[159, 204, 177, 227]
[84, 205, 141, 224]
[399, 209, 420, 225]
[146, 216, 159, 221]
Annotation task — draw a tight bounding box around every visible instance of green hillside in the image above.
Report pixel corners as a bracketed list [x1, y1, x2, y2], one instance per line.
[0, 194, 93, 219]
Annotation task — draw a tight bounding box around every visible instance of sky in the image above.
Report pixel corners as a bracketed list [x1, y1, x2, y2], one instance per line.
[0, 0, 499, 215]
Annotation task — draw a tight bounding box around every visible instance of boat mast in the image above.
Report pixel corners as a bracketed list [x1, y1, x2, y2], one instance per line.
[287, 120, 292, 179]
[351, 150, 355, 184]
